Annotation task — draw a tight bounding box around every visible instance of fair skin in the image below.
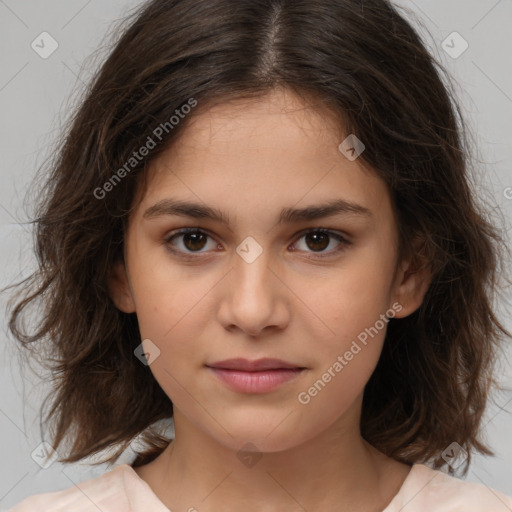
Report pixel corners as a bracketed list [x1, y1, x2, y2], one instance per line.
[109, 87, 431, 512]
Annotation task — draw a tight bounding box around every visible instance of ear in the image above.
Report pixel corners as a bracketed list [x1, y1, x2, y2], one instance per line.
[108, 259, 136, 313]
[390, 236, 433, 319]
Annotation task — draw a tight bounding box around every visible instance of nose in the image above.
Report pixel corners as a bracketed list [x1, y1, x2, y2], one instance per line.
[216, 241, 290, 337]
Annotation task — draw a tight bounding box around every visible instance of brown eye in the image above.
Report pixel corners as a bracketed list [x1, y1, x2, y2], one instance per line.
[181, 232, 208, 251]
[165, 228, 218, 254]
[292, 229, 350, 258]
[304, 231, 330, 251]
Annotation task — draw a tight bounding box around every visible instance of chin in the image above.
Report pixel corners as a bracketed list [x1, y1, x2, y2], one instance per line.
[212, 421, 312, 455]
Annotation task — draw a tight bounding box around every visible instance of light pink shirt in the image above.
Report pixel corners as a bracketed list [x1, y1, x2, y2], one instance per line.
[6, 462, 512, 511]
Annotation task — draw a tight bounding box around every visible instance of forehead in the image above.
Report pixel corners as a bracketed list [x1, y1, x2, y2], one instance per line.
[133, 88, 394, 230]
[168, 88, 344, 158]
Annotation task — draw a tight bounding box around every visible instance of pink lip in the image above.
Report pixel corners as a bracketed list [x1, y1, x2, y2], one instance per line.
[205, 358, 306, 393]
[207, 367, 305, 393]
[206, 357, 303, 371]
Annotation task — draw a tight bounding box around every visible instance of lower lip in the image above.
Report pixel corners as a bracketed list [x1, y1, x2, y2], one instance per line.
[207, 367, 305, 393]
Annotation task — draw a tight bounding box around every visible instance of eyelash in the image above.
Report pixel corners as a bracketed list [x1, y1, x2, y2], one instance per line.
[163, 227, 351, 260]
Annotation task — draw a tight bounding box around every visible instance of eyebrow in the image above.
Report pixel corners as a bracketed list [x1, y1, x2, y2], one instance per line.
[142, 198, 373, 224]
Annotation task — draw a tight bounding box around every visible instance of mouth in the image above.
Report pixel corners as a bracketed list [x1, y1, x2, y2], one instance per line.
[205, 357, 306, 372]
[205, 358, 307, 393]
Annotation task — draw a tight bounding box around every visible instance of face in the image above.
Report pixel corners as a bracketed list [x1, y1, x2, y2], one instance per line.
[109, 87, 430, 454]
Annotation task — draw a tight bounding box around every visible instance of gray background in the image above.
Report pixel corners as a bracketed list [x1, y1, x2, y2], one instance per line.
[0, 0, 511, 509]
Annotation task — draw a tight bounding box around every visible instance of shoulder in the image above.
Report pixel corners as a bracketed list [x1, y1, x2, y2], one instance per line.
[386, 463, 512, 512]
[6, 464, 133, 512]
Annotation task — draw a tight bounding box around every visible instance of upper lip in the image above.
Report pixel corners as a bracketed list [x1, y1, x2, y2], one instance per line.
[206, 358, 304, 371]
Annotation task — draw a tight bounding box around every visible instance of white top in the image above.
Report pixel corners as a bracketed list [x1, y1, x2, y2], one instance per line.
[6, 462, 512, 511]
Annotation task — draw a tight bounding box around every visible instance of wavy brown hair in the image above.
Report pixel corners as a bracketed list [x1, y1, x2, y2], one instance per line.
[3, 0, 511, 476]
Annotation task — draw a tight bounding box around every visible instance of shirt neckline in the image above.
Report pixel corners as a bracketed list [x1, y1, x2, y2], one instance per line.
[118, 461, 423, 511]
[381, 463, 422, 512]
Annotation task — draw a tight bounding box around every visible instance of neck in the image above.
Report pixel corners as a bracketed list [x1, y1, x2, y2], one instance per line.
[133, 398, 412, 512]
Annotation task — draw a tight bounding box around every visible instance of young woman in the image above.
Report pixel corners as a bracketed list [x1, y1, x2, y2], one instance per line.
[5, 0, 512, 510]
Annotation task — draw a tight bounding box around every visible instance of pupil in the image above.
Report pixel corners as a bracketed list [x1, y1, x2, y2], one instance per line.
[306, 232, 329, 251]
[184, 232, 207, 251]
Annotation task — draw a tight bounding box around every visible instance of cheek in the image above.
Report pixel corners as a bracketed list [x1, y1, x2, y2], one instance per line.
[296, 287, 389, 416]
[295, 256, 393, 346]
[127, 239, 212, 343]
[129, 269, 220, 396]
[296, 347, 380, 432]
[291, 254, 393, 398]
